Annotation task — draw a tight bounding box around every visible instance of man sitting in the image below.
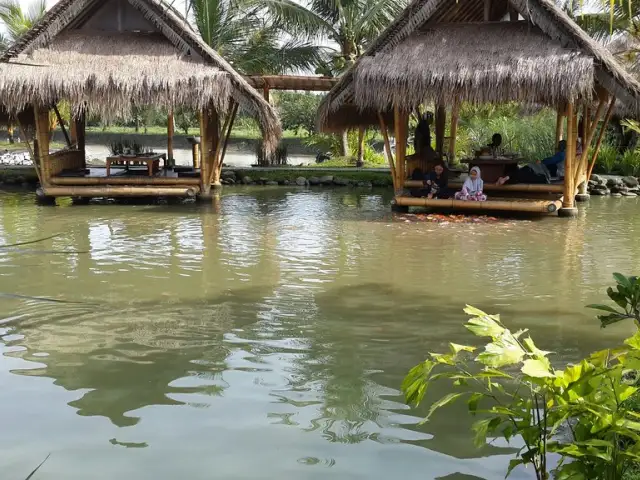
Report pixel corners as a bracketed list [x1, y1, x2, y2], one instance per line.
[542, 140, 566, 177]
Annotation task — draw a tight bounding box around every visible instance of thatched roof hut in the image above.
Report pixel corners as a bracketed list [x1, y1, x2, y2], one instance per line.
[318, 0, 640, 132]
[0, 0, 281, 151]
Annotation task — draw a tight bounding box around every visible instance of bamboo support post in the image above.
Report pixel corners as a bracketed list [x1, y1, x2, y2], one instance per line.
[357, 127, 365, 165]
[394, 106, 408, 194]
[42, 186, 199, 198]
[53, 105, 71, 147]
[563, 103, 576, 209]
[435, 104, 446, 157]
[14, 114, 43, 186]
[449, 100, 460, 163]
[209, 101, 238, 186]
[587, 96, 616, 180]
[484, 0, 492, 21]
[34, 105, 51, 184]
[574, 94, 608, 188]
[199, 106, 219, 193]
[378, 113, 396, 187]
[263, 85, 270, 103]
[555, 109, 564, 147]
[167, 110, 174, 161]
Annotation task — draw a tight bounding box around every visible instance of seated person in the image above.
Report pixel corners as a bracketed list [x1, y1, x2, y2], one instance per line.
[455, 167, 487, 201]
[479, 133, 504, 156]
[410, 162, 450, 199]
[541, 140, 566, 177]
[497, 162, 551, 185]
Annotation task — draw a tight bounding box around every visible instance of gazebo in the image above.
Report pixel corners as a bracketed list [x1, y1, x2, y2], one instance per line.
[318, 0, 640, 216]
[0, 0, 281, 200]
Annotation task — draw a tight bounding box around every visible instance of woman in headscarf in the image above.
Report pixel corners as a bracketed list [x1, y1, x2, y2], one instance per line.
[455, 166, 487, 201]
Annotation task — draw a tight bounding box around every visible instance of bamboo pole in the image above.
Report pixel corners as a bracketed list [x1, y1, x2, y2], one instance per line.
[14, 114, 43, 186]
[263, 85, 270, 103]
[563, 102, 575, 209]
[574, 95, 608, 188]
[449, 100, 460, 163]
[484, 0, 491, 21]
[357, 127, 365, 165]
[587, 96, 616, 180]
[395, 195, 562, 213]
[34, 105, 51, 184]
[394, 106, 408, 194]
[42, 186, 199, 197]
[378, 113, 397, 187]
[50, 176, 200, 186]
[209, 101, 238, 186]
[404, 179, 565, 193]
[53, 105, 71, 148]
[167, 109, 174, 162]
[435, 104, 446, 157]
[555, 109, 564, 147]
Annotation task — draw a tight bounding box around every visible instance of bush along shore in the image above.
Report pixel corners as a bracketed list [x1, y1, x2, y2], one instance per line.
[588, 174, 640, 197]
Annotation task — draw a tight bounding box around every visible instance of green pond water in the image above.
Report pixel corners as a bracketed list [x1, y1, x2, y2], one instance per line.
[0, 188, 639, 480]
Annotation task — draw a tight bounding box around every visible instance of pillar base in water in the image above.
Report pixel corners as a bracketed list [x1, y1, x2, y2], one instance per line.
[391, 200, 409, 213]
[575, 193, 590, 203]
[558, 207, 579, 218]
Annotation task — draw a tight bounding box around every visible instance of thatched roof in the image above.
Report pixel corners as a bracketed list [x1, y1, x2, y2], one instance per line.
[318, 0, 640, 132]
[0, 0, 281, 151]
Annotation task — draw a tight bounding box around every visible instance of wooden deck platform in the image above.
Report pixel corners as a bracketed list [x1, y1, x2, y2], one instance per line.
[395, 195, 563, 213]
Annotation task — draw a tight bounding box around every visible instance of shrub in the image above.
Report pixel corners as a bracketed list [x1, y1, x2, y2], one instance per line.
[620, 149, 640, 177]
[595, 143, 619, 174]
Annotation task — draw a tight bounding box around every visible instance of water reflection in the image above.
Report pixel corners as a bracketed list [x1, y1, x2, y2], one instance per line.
[0, 190, 638, 479]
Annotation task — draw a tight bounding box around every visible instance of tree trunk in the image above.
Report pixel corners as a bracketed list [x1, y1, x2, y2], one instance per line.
[7, 124, 14, 144]
[356, 127, 365, 167]
[341, 130, 349, 157]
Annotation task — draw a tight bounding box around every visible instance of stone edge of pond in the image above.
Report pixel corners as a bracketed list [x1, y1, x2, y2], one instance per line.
[588, 174, 640, 198]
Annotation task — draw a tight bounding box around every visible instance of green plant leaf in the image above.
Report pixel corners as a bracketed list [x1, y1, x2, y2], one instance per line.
[467, 392, 483, 414]
[613, 272, 632, 289]
[465, 311, 505, 338]
[586, 304, 622, 314]
[523, 336, 552, 358]
[423, 392, 465, 423]
[449, 343, 476, 355]
[522, 358, 555, 378]
[506, 458, 524, 478]
[625, 331, 640, 350]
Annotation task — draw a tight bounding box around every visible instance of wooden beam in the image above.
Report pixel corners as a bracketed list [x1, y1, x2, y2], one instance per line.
[394, 106, 408, 194]
[51, 176, 200, 186]
[357, 127, 365, 166]
[449, 100, 460, 163]
[42, 186, 198, 198]
[378, 112, 396, 186]
[587, 96, 616, 180]
[263, 85, 270, 103]
[435, 104, 446, 157]
[563, 103, 575, 209]
[34, 105, 51, 184]
[167, 110, 174, 161]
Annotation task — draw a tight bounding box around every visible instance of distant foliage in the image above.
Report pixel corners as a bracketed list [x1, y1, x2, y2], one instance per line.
[275, 92, 323, 135]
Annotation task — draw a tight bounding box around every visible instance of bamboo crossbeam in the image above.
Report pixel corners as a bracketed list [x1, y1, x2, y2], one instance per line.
[395, 195, 561, 213]
[404, 179, 565, 193]
[42, 186, 199, 197]
[50, 176, 200, 186]
[378, 112, 396, 188]
[587, 96, 616, 180]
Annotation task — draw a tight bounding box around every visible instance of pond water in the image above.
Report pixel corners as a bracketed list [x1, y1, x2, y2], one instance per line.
[0, 189, 638, 480]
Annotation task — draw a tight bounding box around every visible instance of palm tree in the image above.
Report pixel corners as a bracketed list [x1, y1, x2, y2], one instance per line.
[189, 0, 323, 75]
[0, 0, 46, 45]
[0, 0, 46, 142]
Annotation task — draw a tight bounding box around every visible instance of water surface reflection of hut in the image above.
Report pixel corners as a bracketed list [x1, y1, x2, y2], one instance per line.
[0, 0, 280, 200]
[318, 0, 640, 217]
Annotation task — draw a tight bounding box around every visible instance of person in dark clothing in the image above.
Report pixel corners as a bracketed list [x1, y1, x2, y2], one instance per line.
[411, 163, 450, 198]
[497, 162, 551, 185]
[542, 140, 567, 177]
[414, 111, 434, 156]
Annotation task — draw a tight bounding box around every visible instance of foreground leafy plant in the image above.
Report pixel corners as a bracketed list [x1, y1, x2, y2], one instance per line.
[588, 273, 640, 328]
[402, 306, 640, 480]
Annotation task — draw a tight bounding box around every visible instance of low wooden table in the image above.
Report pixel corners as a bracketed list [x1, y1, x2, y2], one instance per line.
[462, 156, 520, 183]
[106, 153, 167, 177]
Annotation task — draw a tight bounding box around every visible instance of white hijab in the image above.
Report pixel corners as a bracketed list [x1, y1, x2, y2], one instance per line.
[464, 167, 484, 193]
